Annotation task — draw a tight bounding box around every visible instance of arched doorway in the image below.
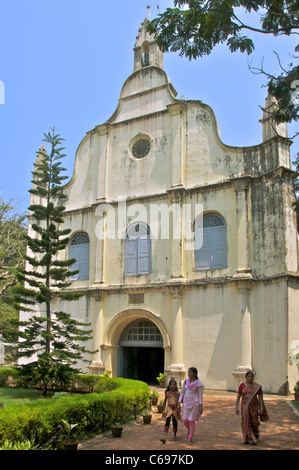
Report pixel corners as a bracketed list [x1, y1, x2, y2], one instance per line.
[117, 319, 164, 384]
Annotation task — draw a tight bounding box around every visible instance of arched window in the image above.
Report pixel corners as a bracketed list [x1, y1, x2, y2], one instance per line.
[141, 41, 150, 67]
[69, 232, 90, 280]
[119, 320, 163, 347]
[125, 223, 151, 276]
[195, 213, 227, 270]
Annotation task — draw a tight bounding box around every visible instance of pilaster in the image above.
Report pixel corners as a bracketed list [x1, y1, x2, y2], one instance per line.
[165, 286, 186, 386]
[232, 279, 253, 382]
[168, 102, 186, 189]
[168, 188, 185, 281]
[87, 291, 107, 375]
[95, 123, 111, 202]
[232, 177, 252, 277]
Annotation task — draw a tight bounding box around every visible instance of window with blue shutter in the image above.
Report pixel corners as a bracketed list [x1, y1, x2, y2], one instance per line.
[125, 223, 151, 276]
[195, 213, 227, 270]
[69, 232, 90, 280]
[125, 237, 138, 276]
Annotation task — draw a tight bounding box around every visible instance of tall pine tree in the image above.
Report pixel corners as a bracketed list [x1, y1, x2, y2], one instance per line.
[14, 129, 94, 396]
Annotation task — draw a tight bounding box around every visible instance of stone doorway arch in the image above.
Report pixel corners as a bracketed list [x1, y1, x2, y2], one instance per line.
[102, 309, 171, 383]
[118, 319, 164, 383]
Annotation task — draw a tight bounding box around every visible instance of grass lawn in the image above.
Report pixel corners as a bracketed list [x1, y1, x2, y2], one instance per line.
[293, 400, 299, 411]
[0, 387, 41, 407]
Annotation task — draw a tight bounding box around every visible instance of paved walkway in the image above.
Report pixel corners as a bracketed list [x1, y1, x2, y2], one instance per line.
[79, 389, 299, 451]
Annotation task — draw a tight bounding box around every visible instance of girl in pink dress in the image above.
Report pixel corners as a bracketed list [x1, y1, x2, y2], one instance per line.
[178, 367, 204, 445]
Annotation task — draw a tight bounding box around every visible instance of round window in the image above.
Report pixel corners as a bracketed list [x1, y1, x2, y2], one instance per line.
[131, 138, 151, 159]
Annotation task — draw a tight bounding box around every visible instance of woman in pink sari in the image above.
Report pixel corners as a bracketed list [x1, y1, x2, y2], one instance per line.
[235, 371, 269, 445]
[178, 367, 204, 445]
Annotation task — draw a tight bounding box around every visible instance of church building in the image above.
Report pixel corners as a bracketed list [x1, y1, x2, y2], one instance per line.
[27, 16, 299, 393]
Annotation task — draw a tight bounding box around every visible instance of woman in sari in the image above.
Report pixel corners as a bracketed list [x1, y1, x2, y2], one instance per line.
[178, 367, 204, 445]
[235, 370, 269, 445]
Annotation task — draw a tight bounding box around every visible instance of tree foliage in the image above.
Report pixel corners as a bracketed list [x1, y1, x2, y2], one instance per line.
[0, 198, 27, 343]
[148, 1, 298, 58]
[0, 198, 27, 296]
[13, 129, 95, 395]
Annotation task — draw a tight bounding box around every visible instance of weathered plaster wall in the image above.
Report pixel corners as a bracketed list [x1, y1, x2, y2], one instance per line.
[250, 281, 289, 393]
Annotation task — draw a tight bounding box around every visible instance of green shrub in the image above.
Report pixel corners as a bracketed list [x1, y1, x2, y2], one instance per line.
[72, 374, 119, 393]
[0, 367, 20, 387]
[0, 377, 149, 448]
[0, 439, 37, 450]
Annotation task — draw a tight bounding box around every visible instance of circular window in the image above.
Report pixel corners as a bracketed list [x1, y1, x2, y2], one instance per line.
[132, 138, 151, 159]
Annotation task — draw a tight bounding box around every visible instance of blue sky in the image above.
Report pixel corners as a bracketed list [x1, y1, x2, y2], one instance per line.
[0, 0, 298, 215]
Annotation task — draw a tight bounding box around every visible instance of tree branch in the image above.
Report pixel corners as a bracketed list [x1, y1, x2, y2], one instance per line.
[232, 12, 299, 36]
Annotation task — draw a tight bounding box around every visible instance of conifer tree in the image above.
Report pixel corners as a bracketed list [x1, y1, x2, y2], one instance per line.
[14, 129, 94, 395]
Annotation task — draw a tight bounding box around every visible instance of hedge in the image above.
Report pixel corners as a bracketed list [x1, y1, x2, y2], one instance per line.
[0, 367, 21, 387]
[0, 376, 150, 448]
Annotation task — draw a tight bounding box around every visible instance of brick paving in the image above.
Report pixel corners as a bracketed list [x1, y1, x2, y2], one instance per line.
[79, 389, 299, 451]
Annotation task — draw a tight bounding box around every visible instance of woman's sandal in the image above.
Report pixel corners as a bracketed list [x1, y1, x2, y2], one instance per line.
[160, 438, 166, 444]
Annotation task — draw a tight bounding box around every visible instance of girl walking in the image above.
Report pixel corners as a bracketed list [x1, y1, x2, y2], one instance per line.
[160, 379, 181, 444]
[179, 367, 204, 445]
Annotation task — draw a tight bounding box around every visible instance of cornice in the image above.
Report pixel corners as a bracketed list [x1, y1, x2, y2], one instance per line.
[57, 272, 299, 298]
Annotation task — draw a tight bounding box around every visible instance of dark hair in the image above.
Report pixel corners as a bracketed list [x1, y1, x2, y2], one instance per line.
[188, 367, 198, 379]
[166, 379, 178, 392]
[245, 370, 254, 378]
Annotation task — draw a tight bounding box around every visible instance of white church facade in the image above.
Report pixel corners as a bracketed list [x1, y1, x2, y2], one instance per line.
[27, 17, 299, 393]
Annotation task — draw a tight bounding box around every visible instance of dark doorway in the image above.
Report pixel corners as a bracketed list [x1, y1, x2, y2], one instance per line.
[118, 346, 164, 384]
